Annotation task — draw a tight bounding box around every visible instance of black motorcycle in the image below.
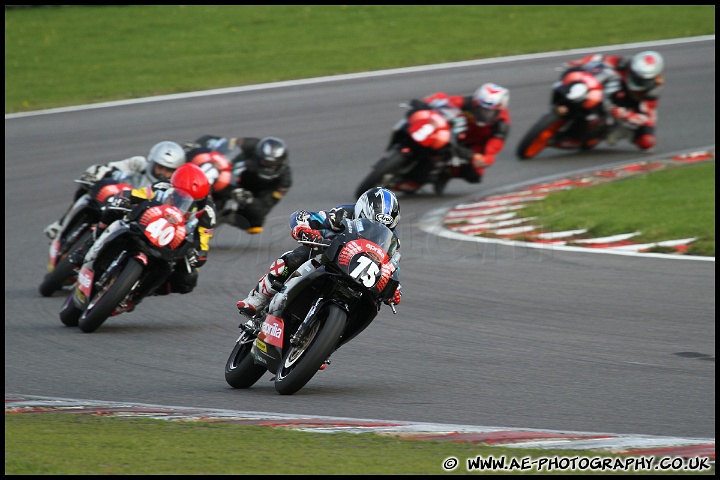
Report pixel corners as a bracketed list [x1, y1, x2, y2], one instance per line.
[39, 178, 133, 297]
[59, 188, 198, 333]
[225, 217, 400, 395]
[516, 61, 631, 160]
[355, 105, 464, 196]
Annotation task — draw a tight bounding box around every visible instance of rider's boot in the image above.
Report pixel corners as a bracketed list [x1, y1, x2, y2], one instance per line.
[68, 234, 95, 266]
[237, 274, 278, 327]
[44, 220, 62, 240]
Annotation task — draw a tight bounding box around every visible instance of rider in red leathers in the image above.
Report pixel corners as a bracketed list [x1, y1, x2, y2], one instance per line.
[408, 83, 511, 194]
[565, 50, 664, 152]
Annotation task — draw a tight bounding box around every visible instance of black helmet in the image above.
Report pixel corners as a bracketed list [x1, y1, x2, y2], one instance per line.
[354, 187, 401, 231]
[254, 136, 288, 180]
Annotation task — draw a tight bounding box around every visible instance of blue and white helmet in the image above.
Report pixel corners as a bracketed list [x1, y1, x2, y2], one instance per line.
[354, 187, 401, 230]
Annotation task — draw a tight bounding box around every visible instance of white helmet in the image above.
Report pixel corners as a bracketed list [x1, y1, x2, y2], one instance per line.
[471, 83, 509, 126]
[628, 51, 664, 92]
[147, 141, 186, 182]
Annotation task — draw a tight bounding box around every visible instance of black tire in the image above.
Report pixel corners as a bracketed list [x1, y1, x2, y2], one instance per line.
[225, 334, 268, 388]
[39, 256, 78, 297]
[516, 113, 565, 160]
[354, 148, 407, 198]
[274, 304, 347, 395]
[59, 293, 83, 327]
[78, 259, 143, 333]
[39, 228, 93, 297]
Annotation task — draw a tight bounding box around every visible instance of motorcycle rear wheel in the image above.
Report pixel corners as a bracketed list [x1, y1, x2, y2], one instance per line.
[354, 147, 407, 198]
[78, 259, 143, 333]
[516, 113, 565, 160]
[274, 304, 347, 395]
[225, 333, 267, 388]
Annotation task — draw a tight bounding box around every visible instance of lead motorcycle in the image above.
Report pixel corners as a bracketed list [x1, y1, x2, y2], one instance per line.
[39, 177, 133, 297]
[516, 61, 633, 160]
[59, 187, 198, 333]
[225, 217, 400, 395]
[355, 105, 465, 197]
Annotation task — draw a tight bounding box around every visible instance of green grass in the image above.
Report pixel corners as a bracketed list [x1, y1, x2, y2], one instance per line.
[514, 162, 715, 256]
[4, 5, 716, 475]
[4, 5, 715, 113]
[4, 414, 714, 475]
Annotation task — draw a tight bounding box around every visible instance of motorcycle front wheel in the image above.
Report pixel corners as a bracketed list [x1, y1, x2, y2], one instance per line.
[59, 292, 83, 327]
[225, 333, 268, 388]
[354, 147, 408, 198]
[39, 256, 78, 298]
[274, 304, 347, 395]
[78, 259, 143, 333]
[516, 113, 566, 160]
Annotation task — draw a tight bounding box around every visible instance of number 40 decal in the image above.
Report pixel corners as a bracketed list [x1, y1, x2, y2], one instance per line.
[145, 218, 178, 246]
[349, 256, 379, 287]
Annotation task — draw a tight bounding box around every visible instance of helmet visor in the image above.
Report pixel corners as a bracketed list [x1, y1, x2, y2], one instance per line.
[157, 187, 195, 220]
[628, 71, 656, 91]
[473, 106, 499, 125]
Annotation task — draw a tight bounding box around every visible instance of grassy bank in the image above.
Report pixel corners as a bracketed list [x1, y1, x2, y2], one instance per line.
[4, 5, 715, 475]
[5, 413, 713, 475]
[4, 5, 715, 113]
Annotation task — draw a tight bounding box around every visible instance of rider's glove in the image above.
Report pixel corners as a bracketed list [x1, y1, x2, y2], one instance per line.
[408, 98, 429, 111]
[111, 196, 131, 209]
[384, 287, 402, 306]
[232, 188, 254, 207]
[327, 207, 348, 231]
[292, 225, 325, 244]
[187, 248, 205, 268]
[182, 141, 201, 153]
[451, 143, 476, 162]
[80, 164, 113, 183]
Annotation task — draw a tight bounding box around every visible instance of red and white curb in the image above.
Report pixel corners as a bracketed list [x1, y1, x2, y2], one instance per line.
[5, 394, 714, 461]
[423, 149, 715, 260]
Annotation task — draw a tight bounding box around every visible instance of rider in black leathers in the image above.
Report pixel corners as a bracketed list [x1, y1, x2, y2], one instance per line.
[184, 135, 292, 234]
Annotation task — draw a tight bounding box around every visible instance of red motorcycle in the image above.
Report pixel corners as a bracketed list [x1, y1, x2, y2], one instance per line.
[516, 61, 631, 159]
[59, 188, 198, 333]
[355, 106, 462, 197]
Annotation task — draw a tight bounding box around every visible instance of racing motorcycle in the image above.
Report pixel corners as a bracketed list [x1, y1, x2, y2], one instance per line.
[516, 61, 633, 160]
[225, 217, 400, 395]
[186, 136, 245, 229]
[355, 105, 464, 197]
[59, 188, 198, 333]
[39, 178, 133, 297]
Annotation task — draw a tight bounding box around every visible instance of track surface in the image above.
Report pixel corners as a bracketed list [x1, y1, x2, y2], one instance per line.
[4, 38, 715, 447]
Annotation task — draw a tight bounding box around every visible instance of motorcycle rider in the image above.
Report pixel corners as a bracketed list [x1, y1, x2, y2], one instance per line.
[564, 50, 664, 152]
[70, 163, 216, 308]
[183, 135, 292, 234]
[43, 140, 187, 240]
[236, 187, 403, 327]
[407, 83, 511, 194]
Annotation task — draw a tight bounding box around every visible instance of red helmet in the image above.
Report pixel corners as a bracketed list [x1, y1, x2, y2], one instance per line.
[170, 163, 210, 200]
